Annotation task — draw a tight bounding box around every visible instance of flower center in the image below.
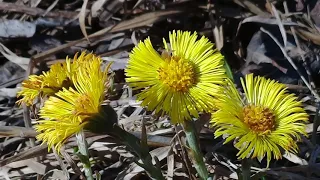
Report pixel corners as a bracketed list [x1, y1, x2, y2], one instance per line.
[242, 105, 275, 134]
[158, 56, 196, 92]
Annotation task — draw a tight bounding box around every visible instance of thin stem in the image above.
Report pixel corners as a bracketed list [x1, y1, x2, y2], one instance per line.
[76, 130, 93, 180]
[183, 120, 209, 180]
[241, 158, 251, 180]
[111, 125, 165, 180]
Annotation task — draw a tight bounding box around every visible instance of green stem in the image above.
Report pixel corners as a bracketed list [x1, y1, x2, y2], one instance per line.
[312, 102, 320, 145]
[183, 120, 209, 180]
[85, 105, 164, 180]
[241, 158, 251, 180]
[76, 130, 93, 180]
[111, 125, 165, 180]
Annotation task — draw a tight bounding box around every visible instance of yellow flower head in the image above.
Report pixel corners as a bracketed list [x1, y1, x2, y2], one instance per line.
[17, 75, 44, 105]
[125, 30, 227, 124]
[17, 62, 69, 106]
[41, 62, 69, 89]
[210, 74, 308, 166]
[17, 52, 101, 106]
[35, 52, 110, 152]
[65, 51, 100, 78]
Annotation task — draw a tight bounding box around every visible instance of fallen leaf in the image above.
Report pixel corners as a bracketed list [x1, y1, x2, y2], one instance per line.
[0, 20, 35, 38]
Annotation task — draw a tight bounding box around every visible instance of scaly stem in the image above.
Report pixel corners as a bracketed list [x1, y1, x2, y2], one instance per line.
[76, 130, 93, 180]
[183, 120, 209, 180]
[241, 158, 251, 180]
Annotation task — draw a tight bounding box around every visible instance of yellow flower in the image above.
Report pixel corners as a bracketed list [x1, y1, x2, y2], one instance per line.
[41, 62, 69, 88]
[17, 75, 44, 105]
[17, 52, 100, 106]
[35, 120, 87, 152]
[125, 30, 227, 124]
[65, 51, 100, 78]
[35, 52, 110, 152]
[17, 62, 68, 106]
[210, 74, 308, 166]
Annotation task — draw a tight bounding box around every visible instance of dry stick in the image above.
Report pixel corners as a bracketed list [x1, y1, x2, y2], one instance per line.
[198, 4, 253, 19]
[53, 147, 70, 179]
[0, 76, 25, 89]
[20, 0, 42, 21]
[283, 1, 316, 89]
[43, 0, 60, 17]
[260, 28, 320, 102]
[207, 2, 224, 51]
[0, 2, 78, 19]
[283, 2, 320, 145]
[0, 145, 48, 167]
[232, 0, 270, 17]
[22, 104, 37, 148]
[20, 51, 42, 170]
[32, 9, 184, 62]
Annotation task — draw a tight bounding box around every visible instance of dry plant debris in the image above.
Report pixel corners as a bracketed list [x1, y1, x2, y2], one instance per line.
[0, 0, 320, 179]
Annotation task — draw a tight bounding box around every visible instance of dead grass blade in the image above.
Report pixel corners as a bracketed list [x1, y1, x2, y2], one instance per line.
[79, 0, 90, 43]
[32, 9, 184, 62]
[167, 146, 175, 180]
[0, 145, 48, 167]
[0, 42, 30, 70]
[260, 27, 320, 101]
[0, 2, 78, 19]
[297, 28, 320, 45]
[233, 0, 270, 17]
[6, 159, 47, 175]
[283, 152, 308, 165]
[271, 4, 287, 47]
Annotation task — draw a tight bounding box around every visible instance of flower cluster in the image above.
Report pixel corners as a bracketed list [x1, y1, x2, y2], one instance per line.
[17, 52, 110, 152]
[17, 30, 309, 167]
[125, 30, 309, 166]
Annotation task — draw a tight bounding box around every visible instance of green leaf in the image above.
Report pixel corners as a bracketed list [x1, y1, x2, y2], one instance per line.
[224, 59, 234, 82]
